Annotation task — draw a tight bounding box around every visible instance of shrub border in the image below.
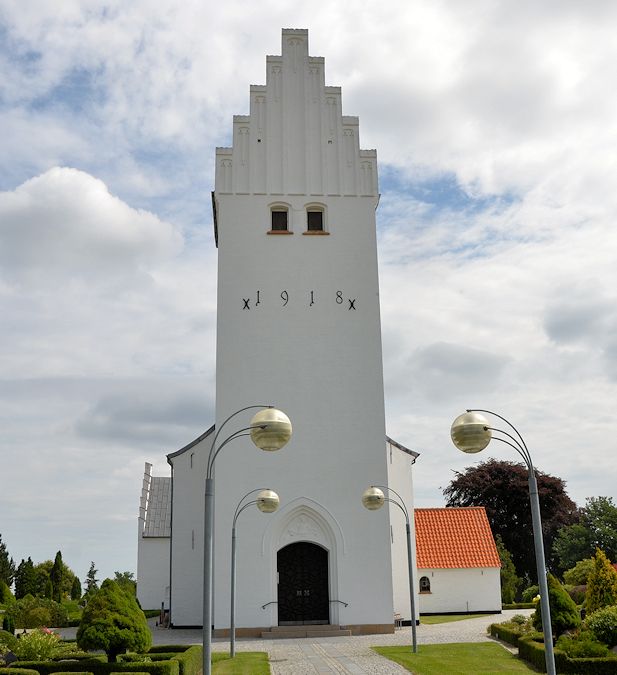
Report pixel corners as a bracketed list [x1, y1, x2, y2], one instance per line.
[9, 646, 202, 675]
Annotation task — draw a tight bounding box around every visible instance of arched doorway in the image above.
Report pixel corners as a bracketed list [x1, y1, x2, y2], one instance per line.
[277, 542, 329, 625]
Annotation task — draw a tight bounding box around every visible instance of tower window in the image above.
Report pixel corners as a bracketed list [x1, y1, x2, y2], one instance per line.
[271, 210, 288, 231]
[307, 210, 323, 231]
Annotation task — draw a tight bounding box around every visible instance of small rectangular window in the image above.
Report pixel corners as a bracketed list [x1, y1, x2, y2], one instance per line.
[272, 211, 288, 231]
[307, 211, 323, 231]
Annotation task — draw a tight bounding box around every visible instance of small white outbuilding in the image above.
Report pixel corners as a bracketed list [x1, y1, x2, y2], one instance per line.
[414, 507, 502, 614]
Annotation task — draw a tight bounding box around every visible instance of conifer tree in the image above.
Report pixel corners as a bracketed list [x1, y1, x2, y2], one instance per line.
[0, 579, 13, 603]
[71, 576, 82, 601]
[0, 534, 15, 587]
[495, 535, 521, 603]
[533, 573, 580, 636]
[585, 548, 617, 613]
[14, 558, 37, 599]
[77, 579, 151, 661]
[51, 551, 64, 602]
[84, 562, 99, 598]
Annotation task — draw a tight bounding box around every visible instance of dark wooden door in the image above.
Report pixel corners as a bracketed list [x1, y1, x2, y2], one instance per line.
[277, 542, 329, 625]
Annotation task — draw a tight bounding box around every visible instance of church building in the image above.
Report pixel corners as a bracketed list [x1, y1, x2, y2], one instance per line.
[137, 29, 420, 636]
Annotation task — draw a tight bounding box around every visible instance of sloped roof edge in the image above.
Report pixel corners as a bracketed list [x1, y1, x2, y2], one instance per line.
[167, 424, 215, 462]
[386, 435, 420, 459]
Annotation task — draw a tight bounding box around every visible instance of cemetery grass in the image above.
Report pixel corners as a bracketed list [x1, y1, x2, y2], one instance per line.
[212, 651, 269, 674]
[374, 643, 538, 674]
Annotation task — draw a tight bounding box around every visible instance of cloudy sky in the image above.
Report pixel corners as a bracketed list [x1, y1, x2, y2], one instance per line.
[1, 0, 616, 585]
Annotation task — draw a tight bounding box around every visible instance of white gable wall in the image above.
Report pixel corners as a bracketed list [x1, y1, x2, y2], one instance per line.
[417, 568, 501, 614]
[386, 441, 419, 624]
[167, 435, 210, 626]
[136, 537, 170, 611]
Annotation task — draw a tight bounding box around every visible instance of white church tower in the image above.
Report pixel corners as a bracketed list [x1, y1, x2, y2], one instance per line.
[140, 29, 419, 636]
[211, 27, 392, 634]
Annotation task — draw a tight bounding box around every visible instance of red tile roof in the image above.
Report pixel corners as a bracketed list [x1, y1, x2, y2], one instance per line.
[415, 507, 501, 569]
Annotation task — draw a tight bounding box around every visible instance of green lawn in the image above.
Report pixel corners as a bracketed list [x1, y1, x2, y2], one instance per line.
[212, 651, 270, 674]
[420, 614, 488, 625]
[374, 643, 538, 674]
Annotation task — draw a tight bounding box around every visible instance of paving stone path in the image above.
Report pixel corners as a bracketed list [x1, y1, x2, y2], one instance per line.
[166, 610, 532, 674]
[59, 609, 532, 674]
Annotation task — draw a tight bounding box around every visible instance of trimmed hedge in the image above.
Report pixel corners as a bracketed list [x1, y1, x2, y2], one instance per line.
[489, 623, 521, 647]
[519, 634, 617, 674]
[8, 647, 201, 675]
[169, 646, 200, 675]
[518, 635, 550, 673]
[502, 602, 535, 610]
[146, 648, 189, 655]
[12, 660, 180, 675]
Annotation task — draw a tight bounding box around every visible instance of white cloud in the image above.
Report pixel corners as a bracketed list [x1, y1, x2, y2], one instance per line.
[0, 167, 182, 285]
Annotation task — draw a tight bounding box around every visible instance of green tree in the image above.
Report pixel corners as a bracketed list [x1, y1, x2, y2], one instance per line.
[34, 559, 77, 599]
[5, 595, 68, 628]
[495, 535, 521, 603]
[553, 496, 617, 572]
[563, 558, 594, 586]
[77, 579, 151, 661]
[533, 573, 580, 637]
[113, 571, 136, 595]
[14, 558, 37, 599]
[71, 576, 82, 601]
[443, 459, 577, 581]
[0, 535, 15, 588]
[84, 562, 99, 598]
[585, 548, 617, 613]
[50, 551, 64, 603]
[0, 580, 13, 604]
[44, 578, 53, 599]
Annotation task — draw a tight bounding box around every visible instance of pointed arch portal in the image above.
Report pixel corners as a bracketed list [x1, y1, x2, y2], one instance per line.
[277, 542, 329, 625]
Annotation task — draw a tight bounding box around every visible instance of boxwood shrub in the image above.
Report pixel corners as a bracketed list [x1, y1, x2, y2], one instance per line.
[146, 648, 189, 655]
[169, 646, 200, 675]
[489, 622, 521, 647]
[0, 669, 40, 675]
[585, 605, 617, 647]
[13, 659, 180, 675]
[10, 647, 201, 675]
[518, 634, 617, 674]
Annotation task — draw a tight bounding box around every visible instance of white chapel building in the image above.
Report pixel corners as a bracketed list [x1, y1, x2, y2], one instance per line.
[137, 28, 422, 636]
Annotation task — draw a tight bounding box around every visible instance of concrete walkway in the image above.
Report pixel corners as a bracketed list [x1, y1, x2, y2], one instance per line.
[60, 610, 532, 674]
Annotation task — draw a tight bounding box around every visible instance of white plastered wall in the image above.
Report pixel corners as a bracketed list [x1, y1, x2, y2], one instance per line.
[417, 568, 502, 614]
[136, 537, 170, 611]
[386, 442, 419, 624]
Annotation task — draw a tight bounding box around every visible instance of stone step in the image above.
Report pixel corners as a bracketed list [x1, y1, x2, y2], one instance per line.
[261, 625, 351, 639]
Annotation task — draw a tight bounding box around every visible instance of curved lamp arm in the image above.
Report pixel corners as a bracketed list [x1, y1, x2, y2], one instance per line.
[468, 408, 533, 468]
[208, 427, 265, 477]
[372, 484, 409, 520]
[207, 404, 272, 474]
